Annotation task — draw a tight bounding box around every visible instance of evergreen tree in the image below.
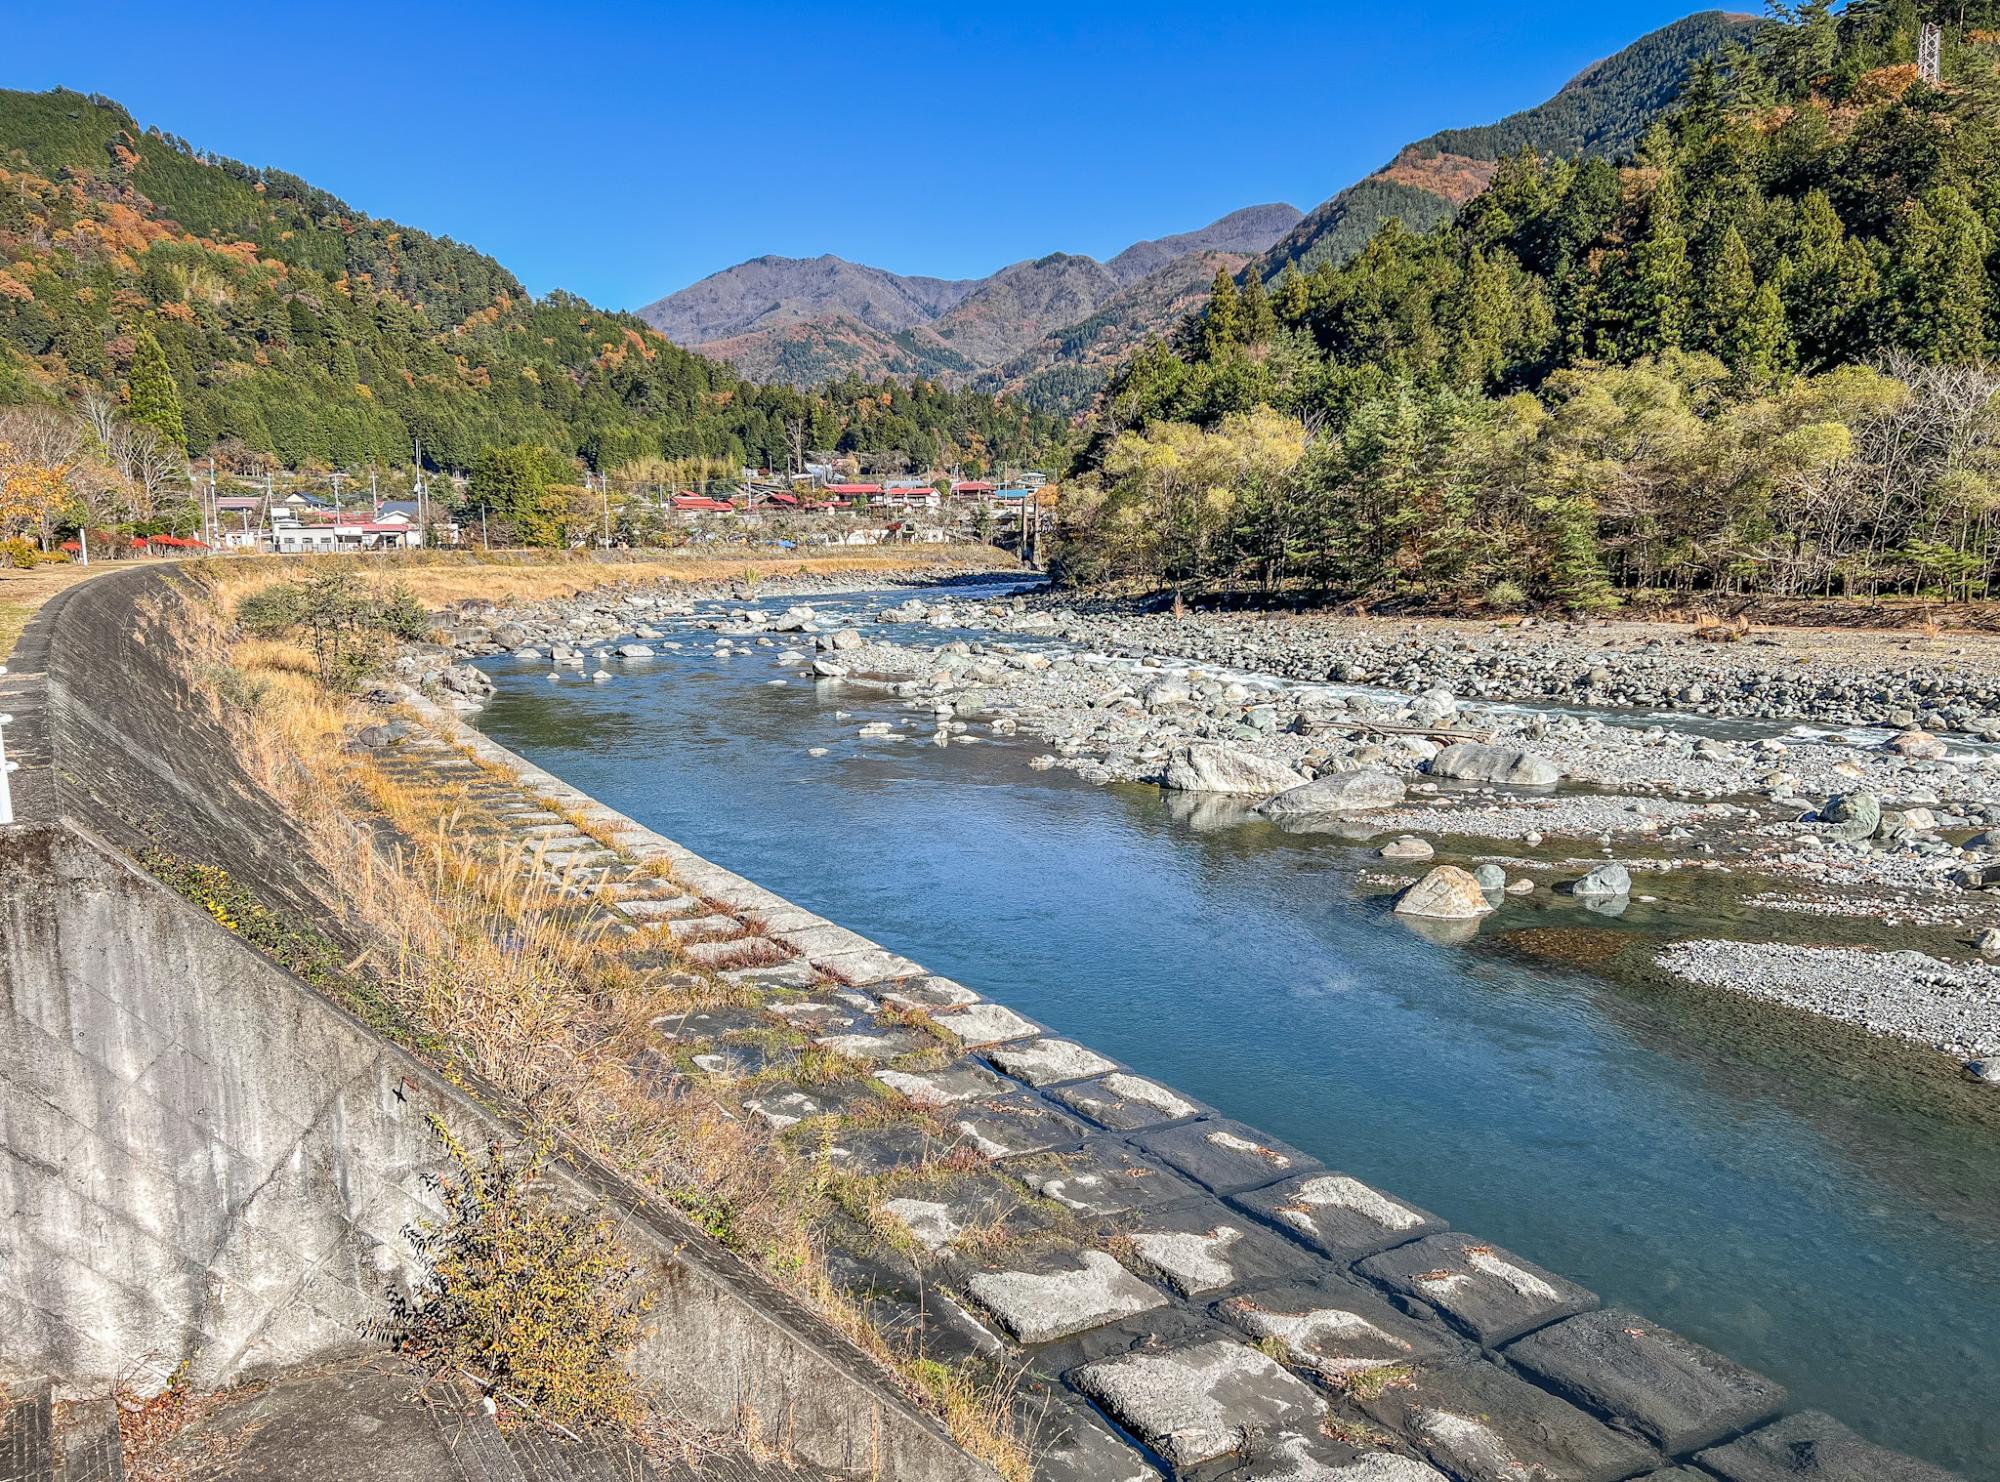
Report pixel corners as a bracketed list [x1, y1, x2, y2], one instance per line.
[1625, 180, 1694, 355]
[1893, 186, 1993, 362]
[126, 328, 187, 451]
[1201, 267, 1244, 356]
[1275, 263, 1312, 325]
[1241, 270, 1278, 342]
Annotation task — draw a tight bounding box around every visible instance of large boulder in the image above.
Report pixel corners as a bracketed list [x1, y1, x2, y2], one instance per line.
[1162, 744, 1307, 797]
[1884, 727, 1947, 759]
[438, 663, 493, 697]
[1258, 770, 1407, 817]
[1571, 863, 1632, 898]
[1394, 866, 1496, 919]
[1823, 791, 1881, 843]
[1429, 743, 1562, 787]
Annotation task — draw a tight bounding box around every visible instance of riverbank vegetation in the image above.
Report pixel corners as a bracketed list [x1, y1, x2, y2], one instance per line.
[1059, 3, 2000, 608]
[152, 553, 1033, 1475]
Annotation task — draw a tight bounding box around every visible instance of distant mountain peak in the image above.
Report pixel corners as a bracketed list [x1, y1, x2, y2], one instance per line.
[635, 203, 1301, 387]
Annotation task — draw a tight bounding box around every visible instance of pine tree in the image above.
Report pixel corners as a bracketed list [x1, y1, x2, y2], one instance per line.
[127, 329, 187, 451]
[1201, 267, 1244, 357]
[1241, 270, 1278, 342]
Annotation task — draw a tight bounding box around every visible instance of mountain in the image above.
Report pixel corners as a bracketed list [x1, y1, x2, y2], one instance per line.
[979, 249, 1257, 415]
[0, 88, 1063, 479]
[637, 254, 976, 347]
[1257, 10, 1759, 279]
[636, 204, 1301, 388]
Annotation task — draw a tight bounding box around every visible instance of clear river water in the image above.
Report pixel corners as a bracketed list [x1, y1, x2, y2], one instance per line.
[472, 578, 2000, 1478]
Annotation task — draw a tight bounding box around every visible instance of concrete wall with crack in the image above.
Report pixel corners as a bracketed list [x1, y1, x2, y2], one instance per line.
[0, 566, 997, 1482]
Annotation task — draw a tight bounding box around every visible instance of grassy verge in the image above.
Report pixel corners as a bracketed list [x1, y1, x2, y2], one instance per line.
[161, 555, 1032, 1478]
[0, 561, 116, 662]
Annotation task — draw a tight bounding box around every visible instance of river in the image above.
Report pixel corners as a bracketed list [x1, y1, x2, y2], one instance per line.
[472, 578, 2000, 1478]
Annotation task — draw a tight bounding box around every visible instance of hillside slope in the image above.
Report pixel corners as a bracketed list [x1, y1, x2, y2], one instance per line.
[1257, 10, 1759, 278]
[636, 205, 1300, 387]
[0, 88, 1061, 477]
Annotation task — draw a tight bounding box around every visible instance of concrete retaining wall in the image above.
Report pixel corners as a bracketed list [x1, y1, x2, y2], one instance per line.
[0, 566, 994, 1482]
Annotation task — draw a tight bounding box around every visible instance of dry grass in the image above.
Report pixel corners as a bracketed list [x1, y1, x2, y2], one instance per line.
[162, 571, 1032, 1478]
[0, 559, 119, 662]
[191, 545, 1013, 617]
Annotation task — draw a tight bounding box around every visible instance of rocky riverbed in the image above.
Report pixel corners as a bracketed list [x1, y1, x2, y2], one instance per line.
[407, 579, 2000, 1082]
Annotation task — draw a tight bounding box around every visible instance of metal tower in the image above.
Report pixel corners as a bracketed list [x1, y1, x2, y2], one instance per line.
[1918, 22, 1942, 84]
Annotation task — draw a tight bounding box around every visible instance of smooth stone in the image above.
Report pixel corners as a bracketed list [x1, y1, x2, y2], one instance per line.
[1395, 866, 1495, 919]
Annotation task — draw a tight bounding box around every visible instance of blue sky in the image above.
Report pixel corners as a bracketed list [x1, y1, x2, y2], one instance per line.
[5, 1, 1720, 310]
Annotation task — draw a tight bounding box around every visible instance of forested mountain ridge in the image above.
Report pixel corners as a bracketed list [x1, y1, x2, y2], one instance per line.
[1256, 10, 1759, 280]
[1063, 4, 2000, 610]
[636, 205, 1301, 390]
[0, 87, 1063, 480]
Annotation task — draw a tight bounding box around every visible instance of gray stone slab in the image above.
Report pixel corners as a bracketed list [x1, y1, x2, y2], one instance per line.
[740, 1083, 861, 1130]
[719, 961, 823, 990]
[1071, 1338, 1326, 1471]
[1103, 1202, 1312, 1299]
[813, 1122, 948, 1176]
[1696, 1411, 1963, 1482]
[874, 1060, 1012, 1107]
[821, 1242, 1005, 1366]
[1016, 1391, 1161, 1482]
[1213, 1276, 1456, 1384]
[813, 1027, 930, 1062]
[689, 1042, 792, 1079]
[1202, 1432, 1451, 1481]
[950, 1094, 1086, 1159]
[930, 1001, 1041, 1046]
[1135, 1118, 1323, 1196]
[1051, 1072, 1203, 1131]
[985, 1037, 1120, 1087]
[1352, 1354, 1657, 1482]
[1504, 1307, 1786, 1456]
[964, 1249, 1168, 1343]
[1011, 1140, 1203, 1216]
[648, 1005, 766, 1041]
[876, 1172, 1046, 1253]
[766, 999, 867, 1033]
[878, 975, 984, 1012]
[815, 946, 929, 985]
[1231, 1173, 1445, 1262]
[1357, 1232, 1596, 1348]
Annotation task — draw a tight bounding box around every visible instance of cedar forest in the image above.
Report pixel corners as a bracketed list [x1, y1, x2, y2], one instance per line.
[1060, 0, 2000, 607]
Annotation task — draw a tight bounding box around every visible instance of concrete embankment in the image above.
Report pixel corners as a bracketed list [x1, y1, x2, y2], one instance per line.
[411, 582, 1969, 1480]
[0, 565, 995, 1482]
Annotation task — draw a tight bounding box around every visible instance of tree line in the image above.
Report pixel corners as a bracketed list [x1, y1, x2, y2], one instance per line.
[1061, 2, 2000, 607]
[0, 86, 1066, 549]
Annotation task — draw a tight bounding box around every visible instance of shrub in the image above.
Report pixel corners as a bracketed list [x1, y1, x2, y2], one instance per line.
[1, 537, 38, 569]
[236, 570, 430, 691]
[1485, 579, 1528, 611]
[388, 1120, 652, 1433]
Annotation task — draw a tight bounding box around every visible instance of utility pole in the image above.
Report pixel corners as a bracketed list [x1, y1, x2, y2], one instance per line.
[206, 456, 217, 548]
[599, 472, 610, 548]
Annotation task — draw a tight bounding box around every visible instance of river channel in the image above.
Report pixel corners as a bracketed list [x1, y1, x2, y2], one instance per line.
[472, 578, 2000, 1478]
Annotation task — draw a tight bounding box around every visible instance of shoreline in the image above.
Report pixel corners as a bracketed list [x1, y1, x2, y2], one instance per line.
[399, 628, 1969, 1481]
[415, 577, 2000, 1082]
